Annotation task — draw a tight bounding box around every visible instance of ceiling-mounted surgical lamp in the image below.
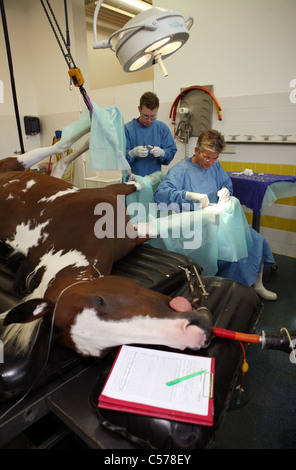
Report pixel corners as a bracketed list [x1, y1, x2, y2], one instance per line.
[93, 1, 193, 77]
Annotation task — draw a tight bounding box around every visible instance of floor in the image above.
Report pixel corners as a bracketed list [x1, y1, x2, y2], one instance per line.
[212, 253, 296, 449]
[1, 414, 88, 449]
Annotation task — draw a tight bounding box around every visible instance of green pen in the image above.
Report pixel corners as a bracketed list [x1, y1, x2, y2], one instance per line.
[166, 370, 206, 386]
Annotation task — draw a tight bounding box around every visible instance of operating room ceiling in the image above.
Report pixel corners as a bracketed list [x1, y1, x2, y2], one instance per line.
[85, 0, 153, 30]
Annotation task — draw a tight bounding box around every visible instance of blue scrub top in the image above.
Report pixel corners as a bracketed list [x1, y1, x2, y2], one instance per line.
[125, 118, 177, 176]
[154, 156, 233, 210]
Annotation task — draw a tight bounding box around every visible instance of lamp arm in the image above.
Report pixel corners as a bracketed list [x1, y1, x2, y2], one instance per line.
[107, 23, 156, 52]
[92, 0, 111, 49]
[185, 15, 194, 31]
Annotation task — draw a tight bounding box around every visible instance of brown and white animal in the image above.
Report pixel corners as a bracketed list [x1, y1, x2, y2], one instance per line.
[0, 148, 212, 358]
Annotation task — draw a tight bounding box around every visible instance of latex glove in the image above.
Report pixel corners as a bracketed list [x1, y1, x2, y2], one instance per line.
[185, 191, 210, 208]
[148, 145, 165, 158]
[128, 146, 148, 158]
[217, 187, 230, 202]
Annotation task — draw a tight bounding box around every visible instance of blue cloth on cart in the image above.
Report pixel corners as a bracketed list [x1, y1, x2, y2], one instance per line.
[229, 172, 296, 213]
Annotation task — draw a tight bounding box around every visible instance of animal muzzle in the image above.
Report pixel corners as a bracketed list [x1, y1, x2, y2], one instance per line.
[188, 307, 213, 348]
[169, 297, 213, 348]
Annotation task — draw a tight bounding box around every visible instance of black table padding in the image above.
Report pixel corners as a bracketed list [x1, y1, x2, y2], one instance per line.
[90, 275, 262, 449]
[111, 244, 201, 294]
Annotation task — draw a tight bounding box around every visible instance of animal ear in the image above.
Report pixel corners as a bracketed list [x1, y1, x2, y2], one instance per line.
[3, 299, 54, 326]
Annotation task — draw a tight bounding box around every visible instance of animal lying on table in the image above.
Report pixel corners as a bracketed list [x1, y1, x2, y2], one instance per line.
[0, 154, 212, 358]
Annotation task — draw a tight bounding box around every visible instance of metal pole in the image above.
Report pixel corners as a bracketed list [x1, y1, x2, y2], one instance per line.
[0, 0, 25, 154]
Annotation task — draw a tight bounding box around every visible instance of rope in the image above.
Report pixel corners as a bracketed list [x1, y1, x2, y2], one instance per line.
[40, 0, 76, 69]
[236, 341, 249, 404]
[39, 0, 93, 113]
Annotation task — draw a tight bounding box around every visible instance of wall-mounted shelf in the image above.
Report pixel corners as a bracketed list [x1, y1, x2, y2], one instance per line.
[226, 140, 296, 145]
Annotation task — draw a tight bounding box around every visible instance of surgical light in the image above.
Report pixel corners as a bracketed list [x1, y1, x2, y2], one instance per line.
[93, 1, 193, 77]
[129, 54, 151, 71]
[145, 37, 170, 52]
[158, 41, 183, 56]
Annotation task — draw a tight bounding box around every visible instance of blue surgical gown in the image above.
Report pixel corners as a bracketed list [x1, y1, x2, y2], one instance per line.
[154, 157, 233, 209]
[153, 157, 274, 286]
[125, 118, 177, 177]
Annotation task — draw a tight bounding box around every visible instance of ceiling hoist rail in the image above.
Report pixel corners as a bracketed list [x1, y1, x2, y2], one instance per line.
[40, 0, 92, 113]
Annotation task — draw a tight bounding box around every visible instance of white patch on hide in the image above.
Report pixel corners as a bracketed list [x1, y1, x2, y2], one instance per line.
[3, 179, 19, 187]
[32, 302, 47, 316]
[70, 310, 207, 357]
[38, 187, 79, 203]
[6, 193, 14, 200]
[29, 248, 89, 298]
[6, 220, 50, 256]
[22, 179, 36, 192]
[126, 181, 141, 191]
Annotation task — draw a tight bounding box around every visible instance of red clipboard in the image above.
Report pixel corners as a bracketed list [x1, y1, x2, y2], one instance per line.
[98, 346, 215, 427]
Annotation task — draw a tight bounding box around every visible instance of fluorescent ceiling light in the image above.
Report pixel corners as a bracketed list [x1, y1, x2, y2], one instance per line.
[119, 0, 151, 11]
[102, 4, 135, 18]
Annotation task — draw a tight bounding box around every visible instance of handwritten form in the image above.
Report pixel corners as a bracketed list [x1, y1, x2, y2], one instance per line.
[101, 345, 213, 417]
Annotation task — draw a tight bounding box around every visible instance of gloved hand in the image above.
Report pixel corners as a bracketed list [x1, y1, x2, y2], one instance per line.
[128, 146, 148, 158]
[217, 187, 230, 201]
[185, 191, 210, 208]
[148, 145, 165, 158]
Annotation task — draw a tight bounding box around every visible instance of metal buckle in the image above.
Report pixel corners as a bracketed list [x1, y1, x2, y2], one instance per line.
[178, 265, 209, 309]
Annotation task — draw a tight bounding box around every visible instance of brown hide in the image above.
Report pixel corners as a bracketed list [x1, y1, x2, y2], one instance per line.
[0, 164, 212, 356]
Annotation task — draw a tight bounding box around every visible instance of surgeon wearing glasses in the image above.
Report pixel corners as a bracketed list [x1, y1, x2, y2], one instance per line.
[125, 91, 177, 177]
[154, 129, 277, 300]
[154, 129, 232, 209]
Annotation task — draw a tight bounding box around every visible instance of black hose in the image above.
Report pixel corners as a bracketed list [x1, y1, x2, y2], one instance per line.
[262, 330, 296, 354]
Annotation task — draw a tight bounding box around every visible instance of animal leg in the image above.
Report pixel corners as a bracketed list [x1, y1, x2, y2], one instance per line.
[51, 137, 90, 179]
[0, 145, 57, 172]
[104, 181, 140, 197]
[0, 156, 26, 172]
[17, 124, 91, 171]
[0, 120, 91, 173]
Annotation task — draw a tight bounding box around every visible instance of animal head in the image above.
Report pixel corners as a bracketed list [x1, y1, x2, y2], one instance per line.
[3, 275, 213, 357]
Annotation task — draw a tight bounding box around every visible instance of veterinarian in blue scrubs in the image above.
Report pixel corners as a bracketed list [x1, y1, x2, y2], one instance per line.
[153, 130, 277, 300]
[125, 92, 177, 177]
